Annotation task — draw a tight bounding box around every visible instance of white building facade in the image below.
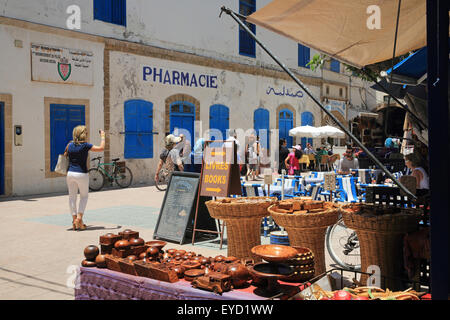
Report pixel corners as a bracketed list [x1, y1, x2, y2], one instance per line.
[0, 0, 377, 196]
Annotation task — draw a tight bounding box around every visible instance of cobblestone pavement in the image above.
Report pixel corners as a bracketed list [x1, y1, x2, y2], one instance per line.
[0, 182, 345, 300]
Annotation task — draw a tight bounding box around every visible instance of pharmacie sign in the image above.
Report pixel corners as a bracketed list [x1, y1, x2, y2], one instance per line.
[31, 44, 93, 85]
[143, 65, 218, 88]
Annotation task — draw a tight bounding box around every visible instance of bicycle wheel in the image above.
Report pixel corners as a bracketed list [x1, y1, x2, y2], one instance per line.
[88, 168, 105, 191]
[326, 217, 361, 270]
[115, 166, 133, 188]
[155, 167, 171, 191]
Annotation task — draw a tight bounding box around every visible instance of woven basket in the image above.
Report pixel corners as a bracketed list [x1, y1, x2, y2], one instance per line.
[341, 204, 421, 290]
[205, 197, 276, 261]
[268, 203, 339, 276]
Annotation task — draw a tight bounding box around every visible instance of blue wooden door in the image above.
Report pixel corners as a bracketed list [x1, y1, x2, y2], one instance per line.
[0, 102, 4, 195]
[124, 100, 153, 159]
[254, 108, 270, 150]
[209, 104, 229, 141]
[301, 111, 314, 148]
[50, 104, 85, 171]
[279, 109, 293, 148]
[170, 102, 195, 147]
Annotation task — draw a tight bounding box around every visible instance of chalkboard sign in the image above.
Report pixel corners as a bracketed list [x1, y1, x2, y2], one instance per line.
[153, 172, 217, 244]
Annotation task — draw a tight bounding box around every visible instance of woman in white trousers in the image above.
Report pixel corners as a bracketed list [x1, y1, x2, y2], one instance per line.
[64, 126, 105, 230]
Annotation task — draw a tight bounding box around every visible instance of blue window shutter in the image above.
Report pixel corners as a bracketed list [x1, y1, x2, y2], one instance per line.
[301, 112, 314, 148]
[124, 100, 153, 159]
[298, 44, 310, 68]
[254, 108, 270, 149]
[279, 109, 293, 148]
[239, 0, 256, 57]
[94, 0, 109, 21]
[330, 59, 340, 73]
[209, 105, 229, 141]
[112, 0, 126, 26]
[94, 0, 126, 26]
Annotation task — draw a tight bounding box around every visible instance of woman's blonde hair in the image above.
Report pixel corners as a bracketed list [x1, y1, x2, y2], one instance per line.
[73, 125, 87, 145]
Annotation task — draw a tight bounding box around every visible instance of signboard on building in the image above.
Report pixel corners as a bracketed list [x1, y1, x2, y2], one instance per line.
[325, 99, 347, 119]
[31, 44, 94, 85]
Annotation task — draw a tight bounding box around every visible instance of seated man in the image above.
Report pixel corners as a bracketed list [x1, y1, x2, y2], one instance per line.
[336, 147, 359, 175]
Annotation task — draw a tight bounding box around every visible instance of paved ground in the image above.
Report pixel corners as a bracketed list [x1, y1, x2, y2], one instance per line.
[0, 181, 345, 300]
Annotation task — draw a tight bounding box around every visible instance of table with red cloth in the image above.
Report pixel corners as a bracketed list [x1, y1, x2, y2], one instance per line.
[74, 267, 303, 300]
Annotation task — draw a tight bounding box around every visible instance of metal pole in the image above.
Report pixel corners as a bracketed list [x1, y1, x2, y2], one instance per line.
[220, 6, 416, 200]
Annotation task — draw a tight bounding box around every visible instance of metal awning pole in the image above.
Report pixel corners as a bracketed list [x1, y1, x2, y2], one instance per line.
[220, 6, 417, 200]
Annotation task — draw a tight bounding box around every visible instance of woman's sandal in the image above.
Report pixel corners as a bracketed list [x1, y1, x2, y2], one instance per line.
[75, 218, 87, 231]
[72, 218, 78, 230]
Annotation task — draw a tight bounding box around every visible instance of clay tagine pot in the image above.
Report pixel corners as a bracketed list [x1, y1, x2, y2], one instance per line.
[81, 259, 97, 267]
[84, 245, 100, 261]
[114, 240, 130, 250]
[95, 254, 107, 268]
[129, 238, 145, 247]
[226, 263, 250, 288]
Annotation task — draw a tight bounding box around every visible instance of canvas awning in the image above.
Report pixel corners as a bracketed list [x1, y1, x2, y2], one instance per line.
[247, 0, 429, 68]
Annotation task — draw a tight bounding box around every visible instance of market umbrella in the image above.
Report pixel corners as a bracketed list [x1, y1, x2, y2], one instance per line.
[246, 0, 429, 68]
[289, 125, 322, 138]
[316, 125, 346, 138]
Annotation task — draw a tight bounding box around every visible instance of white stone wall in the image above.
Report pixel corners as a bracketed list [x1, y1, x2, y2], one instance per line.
[0, 24, 104, 196]
[109, 51, 322, 183]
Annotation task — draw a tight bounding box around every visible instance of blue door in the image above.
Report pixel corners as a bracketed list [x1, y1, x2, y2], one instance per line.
[124, 100, 154, 159]
[254, 108, 270, 150]
[170, 101, 195, 147]
[209, 104, 229, 141]
[0, 102, 4, 195]
[279, 109, 293, 148]
[50, 104, 85, 171]
[301, 112, 314, 148]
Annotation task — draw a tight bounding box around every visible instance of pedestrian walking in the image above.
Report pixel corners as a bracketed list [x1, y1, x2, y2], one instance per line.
[154, 134, 184, 183]
[285, 146, 303, 175]
[64, 125, 105, 230]
[278, 138, 290, 174]
[245, 134, 259, 181]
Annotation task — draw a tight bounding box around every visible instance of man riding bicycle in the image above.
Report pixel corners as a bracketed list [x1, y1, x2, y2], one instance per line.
[154, 134, 184, 183]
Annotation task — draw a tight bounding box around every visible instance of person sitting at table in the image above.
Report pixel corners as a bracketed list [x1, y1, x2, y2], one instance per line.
[404, 153, 429, 190]
[315, 146, 328, 166]
[336, 147, 359, 175]
[303, 143, 315, 155]
[285, 146, 303, 175]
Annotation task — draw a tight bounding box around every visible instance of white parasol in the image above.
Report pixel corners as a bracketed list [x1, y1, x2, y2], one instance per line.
[316, 126, 346, 138]
[289, 125, 322, 138]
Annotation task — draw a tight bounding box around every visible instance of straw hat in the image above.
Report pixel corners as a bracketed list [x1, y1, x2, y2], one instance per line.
[165, 134, 182, 147]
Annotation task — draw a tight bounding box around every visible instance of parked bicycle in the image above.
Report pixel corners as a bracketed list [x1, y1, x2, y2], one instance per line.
[325, 215, 361, 270]
[88, 156, 133, 191]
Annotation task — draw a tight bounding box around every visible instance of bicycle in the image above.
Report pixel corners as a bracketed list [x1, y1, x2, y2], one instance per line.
[88, 156, 133, 191]
[325, 215, 361, 270]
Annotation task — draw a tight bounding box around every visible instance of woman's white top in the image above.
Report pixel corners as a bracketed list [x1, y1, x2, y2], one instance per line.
[413, 167, 429, 189]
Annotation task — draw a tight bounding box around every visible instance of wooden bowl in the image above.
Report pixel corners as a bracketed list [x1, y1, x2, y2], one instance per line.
[251, 245, 298, 263]
[145, 240, 167, 251]
[81, 259, 97, 267]
[184, 269, 205, 282]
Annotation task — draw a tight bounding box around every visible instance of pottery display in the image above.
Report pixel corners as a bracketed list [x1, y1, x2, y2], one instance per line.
[250, 244, 298, 263]
[114, 240, 130, 250]
[81, 259, 97, 267]
[95, 254, 107, 268]
[84, 245, 100, 261]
